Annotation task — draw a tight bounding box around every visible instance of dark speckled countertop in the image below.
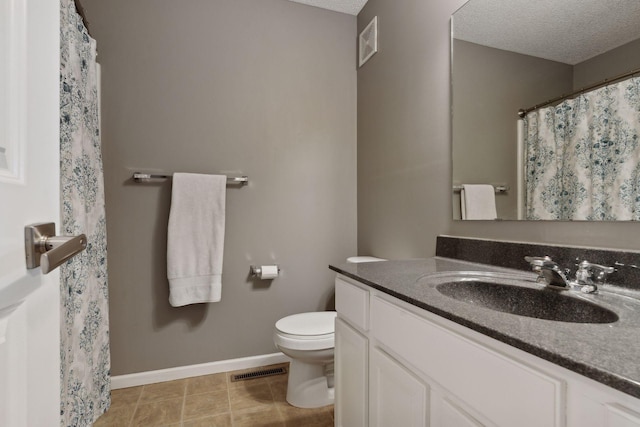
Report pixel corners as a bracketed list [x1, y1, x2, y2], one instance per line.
[329, 257, 640, 400]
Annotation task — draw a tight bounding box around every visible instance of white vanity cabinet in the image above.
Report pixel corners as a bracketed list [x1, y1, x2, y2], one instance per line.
[335, 277, 370, 427]
[334, 274, 640, 427]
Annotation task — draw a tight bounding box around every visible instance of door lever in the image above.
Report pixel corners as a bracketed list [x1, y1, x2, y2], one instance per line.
[25, 223, 87, 274]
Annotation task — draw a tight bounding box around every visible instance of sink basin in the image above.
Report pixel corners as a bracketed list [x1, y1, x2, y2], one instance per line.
[436, 280, 619, 324]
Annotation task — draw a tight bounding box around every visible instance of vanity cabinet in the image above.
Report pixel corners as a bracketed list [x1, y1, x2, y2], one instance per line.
[334, 274, 640, 427]
[335, 277, 369, 427]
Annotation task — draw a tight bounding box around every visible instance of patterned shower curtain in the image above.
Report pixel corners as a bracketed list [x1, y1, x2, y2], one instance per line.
[60, 0, 111, 425]
[524, 75, 640, 220]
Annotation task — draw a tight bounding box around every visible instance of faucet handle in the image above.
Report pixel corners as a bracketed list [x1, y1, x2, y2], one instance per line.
[524, 256, 553, 267]
[572, 261, 615, 293]
[524, 257, 551, 282]
[577, 260, 614, 281]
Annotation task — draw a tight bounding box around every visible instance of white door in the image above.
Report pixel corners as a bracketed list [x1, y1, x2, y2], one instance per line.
[335, 318, 369, 427]
[369, 347, 429, 427]
[431, 391, 484, 427]
[0, 0, 61, 425]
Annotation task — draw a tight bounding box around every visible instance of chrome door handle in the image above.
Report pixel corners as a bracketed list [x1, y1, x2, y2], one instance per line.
[25, 223, 87, 274]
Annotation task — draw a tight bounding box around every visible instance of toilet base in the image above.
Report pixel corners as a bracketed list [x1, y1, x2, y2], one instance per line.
[285, 358, 335, 408]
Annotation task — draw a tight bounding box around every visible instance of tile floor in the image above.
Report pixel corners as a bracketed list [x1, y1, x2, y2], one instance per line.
[94, 363, 334, 427]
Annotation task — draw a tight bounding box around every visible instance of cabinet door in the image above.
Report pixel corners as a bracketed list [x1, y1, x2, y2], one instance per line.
[335, 318, 368, 427]
[370, 347, 429, 427]
[431, 390, 484, 427]
[606, 404, 640, 427]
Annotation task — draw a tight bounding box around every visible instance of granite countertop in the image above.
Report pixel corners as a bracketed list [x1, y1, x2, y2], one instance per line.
[329, 257, 640, 400]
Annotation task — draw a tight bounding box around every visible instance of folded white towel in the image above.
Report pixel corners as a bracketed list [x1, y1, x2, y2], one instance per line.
[167, 173, 226, 307]
[461, 184, 497, 220]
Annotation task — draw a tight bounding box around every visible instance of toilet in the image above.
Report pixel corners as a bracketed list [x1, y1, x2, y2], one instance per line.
[273, 256, 385, 408]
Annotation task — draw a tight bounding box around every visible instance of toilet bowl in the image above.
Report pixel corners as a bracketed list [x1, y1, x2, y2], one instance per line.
[274, 311, 337, 408]
[273, 256, 385, 408]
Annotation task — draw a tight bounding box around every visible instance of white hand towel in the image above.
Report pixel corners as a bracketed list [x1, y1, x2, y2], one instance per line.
[167, 173, 226, 307]
[461, 184, 497, 220]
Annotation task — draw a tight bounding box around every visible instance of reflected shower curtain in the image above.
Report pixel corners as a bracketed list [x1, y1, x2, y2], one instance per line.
[524, 76, 640, 220]
[60, 0, 111, 425]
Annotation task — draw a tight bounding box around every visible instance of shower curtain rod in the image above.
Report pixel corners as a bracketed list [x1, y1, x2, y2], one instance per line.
[518, 66, 640, 118]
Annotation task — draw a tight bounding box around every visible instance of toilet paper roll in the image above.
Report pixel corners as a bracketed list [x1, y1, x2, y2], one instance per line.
[259, 265, 279, 280]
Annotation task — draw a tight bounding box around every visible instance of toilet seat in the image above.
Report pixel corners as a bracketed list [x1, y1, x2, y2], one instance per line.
[276, 311, 336, 336]
[274, 311, 337, 350]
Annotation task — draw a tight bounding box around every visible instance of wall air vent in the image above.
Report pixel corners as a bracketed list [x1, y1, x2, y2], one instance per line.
[359, 16, 378, 67]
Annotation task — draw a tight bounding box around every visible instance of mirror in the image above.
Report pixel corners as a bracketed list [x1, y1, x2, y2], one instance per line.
[452, 0, 640, 221]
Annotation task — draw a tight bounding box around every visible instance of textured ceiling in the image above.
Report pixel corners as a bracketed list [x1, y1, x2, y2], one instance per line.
[453, 0, 640, 65]
[286, 0, 368, 15]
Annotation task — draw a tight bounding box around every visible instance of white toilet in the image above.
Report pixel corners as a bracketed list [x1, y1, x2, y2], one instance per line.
[273, 256, 385, 408]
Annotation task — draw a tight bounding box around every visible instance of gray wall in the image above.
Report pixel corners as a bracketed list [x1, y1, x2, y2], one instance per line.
[574, 38, 640, 89]
[358, 0, 640, 260]
[81, 0, 357, 375]
[452, 40, 572, 220]
[357, 0, 456, 259]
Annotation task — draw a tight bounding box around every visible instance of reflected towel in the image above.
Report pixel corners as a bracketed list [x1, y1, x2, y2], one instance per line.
[167, 173, 226, 306]
[461, 184, 497, 220]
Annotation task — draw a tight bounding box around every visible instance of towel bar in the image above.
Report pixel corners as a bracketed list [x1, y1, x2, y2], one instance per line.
[133, 172, 248, 185]
[453, 184, 509, 194]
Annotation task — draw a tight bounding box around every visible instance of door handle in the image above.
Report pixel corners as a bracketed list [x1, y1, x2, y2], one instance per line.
[25, 223, 87, 274]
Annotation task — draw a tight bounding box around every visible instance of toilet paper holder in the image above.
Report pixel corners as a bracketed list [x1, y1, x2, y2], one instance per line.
[250, 265, 281, 279]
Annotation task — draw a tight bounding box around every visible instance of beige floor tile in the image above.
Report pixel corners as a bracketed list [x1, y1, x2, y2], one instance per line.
[95, 363, 325, 426]
[139, 379, 187, 403]
[111, 386, 143, 408]
[183, 389, 230, 420]
[183, 413, 233, 427]
[267, 373, 289, 384]
[233, 406, 285, 427]
[227, 376, 270, 390]
[186, 372, 228, 395]
[93, 404, 136, 427]
[131, 398, 183, 426]
[268, 379, 288, 404]
[229, 381, 275, 413]
[266, 375, 289, 389]
[326, 404, 335, 420]
[278, 404, 334, 427]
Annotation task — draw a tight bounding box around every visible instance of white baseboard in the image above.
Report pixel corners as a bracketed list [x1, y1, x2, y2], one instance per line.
[111, 352, 289, 389]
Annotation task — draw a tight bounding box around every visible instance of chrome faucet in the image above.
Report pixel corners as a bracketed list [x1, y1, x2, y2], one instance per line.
[524, 256, 571, 288]
[524, 256, 614, 293]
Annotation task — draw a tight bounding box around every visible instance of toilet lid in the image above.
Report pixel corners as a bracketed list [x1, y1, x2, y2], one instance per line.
[275, 311, 337, 336]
